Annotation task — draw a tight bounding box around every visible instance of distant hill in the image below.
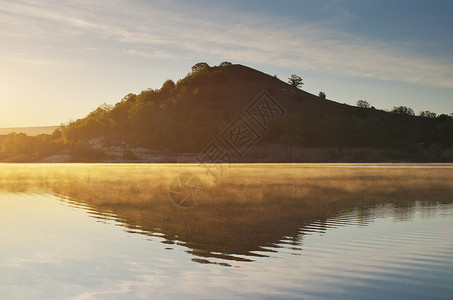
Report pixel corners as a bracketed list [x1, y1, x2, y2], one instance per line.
[0, 126, 58, 136]
[1, 62, 452, 162]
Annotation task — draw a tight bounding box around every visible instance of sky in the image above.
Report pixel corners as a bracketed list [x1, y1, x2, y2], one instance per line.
[1, 0, 452, 127]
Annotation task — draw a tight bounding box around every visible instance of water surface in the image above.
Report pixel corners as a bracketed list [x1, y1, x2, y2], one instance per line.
[0, 164, 452, 299]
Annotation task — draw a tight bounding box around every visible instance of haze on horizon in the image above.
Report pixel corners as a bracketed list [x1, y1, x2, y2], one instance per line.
[1, 0, 452, 128]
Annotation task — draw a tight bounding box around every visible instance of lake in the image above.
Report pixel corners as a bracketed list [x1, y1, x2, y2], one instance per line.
[0, 164, 452, 299]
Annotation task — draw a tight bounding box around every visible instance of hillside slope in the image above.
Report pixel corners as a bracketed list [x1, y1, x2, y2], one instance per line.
[1, 62, 452, 162]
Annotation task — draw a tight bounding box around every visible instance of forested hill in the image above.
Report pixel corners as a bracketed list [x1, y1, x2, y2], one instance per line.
[1, 62, 453, 162]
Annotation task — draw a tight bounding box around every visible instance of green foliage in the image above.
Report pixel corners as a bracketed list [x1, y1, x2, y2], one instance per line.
[0, 62, 452, 163]
[288, 74, 303, 88]
[51, 128, 62, 140]
[357, 100, 370, 108]
[1, 133, 32, 155]
[191, 62, 210, 74]
[128, 100, 156, 131]
[419, 111, 437, 118]
[160, 80, 176, 98]
[3, 62, 448, 162]
[121, 93, 136, 103]
[437, 114, 453, 122]
[391, 106, 415, 116]
[318, 91, 326, 99]
[219, 61, 232, 67]
[179, 70, 209, 87]
[71, 141, 105, 159]
[52, 65, 225, 152]
[265, 103, 453, 151]
[0, 132, 63, 159]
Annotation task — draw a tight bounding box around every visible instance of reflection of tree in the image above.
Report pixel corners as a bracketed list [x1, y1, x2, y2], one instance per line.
[0, 165, 452, 265]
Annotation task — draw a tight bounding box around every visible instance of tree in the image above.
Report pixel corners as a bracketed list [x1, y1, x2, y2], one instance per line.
[219, 61, 232, 67]
[160, 79, 176, 95]
[318, 91, 326, 99]
[1, 132, 32, 155]
[51, 128, 62, 140]
[128, 101, 156, 131]
[357, 100, 370, 108]
[288, 74, 303, 88]
[391, 106, 415, 116]
[437, 114, 453, 121]
[419, 110, 437, 118]
[122, 93, 137, 103]
[191, 62, 210, 74]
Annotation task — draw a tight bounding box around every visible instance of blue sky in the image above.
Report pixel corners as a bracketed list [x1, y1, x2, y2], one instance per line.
[1, 0, 452, 127]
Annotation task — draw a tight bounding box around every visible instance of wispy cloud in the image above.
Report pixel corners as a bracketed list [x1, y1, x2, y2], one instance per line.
[1, 0, 452, 88]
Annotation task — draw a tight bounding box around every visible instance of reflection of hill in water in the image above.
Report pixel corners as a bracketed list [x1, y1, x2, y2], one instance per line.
[1, 164, 452, 265]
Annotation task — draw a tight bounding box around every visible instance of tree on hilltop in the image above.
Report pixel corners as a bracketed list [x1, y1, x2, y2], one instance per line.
[357, 100, 370, 108]
[191, 62, 210, 74]
[419, 111, 436, 118]
[288, 74, 303, 88]
[391, 106, 415, 116]
[219, 61, 232, 67]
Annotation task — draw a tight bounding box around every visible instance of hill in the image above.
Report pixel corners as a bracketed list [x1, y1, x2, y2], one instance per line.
[0, 126, 58, 136]
[1, 62, 453, 162]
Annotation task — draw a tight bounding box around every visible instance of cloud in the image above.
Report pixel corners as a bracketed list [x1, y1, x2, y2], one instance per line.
[1, 0, 453, 88]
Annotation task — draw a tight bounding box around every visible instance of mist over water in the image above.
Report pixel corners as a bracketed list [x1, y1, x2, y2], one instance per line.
[0, 164, 452, 299]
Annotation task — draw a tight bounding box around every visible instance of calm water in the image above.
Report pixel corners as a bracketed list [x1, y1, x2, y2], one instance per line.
[0, 164, 452, 299]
